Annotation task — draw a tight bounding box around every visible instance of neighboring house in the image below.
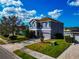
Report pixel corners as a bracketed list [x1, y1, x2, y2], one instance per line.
[64, 29, 73, 37]
[64, 28, 79, 37]
[29, 17, 64, 39]
[16, 26, 29, 35]
[17, 26, 27, 30]
[64, 28, 79, 42]
[71, 29, 79, 42]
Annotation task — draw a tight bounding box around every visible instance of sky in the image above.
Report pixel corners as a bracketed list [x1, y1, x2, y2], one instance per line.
[0, 0, 79, 27]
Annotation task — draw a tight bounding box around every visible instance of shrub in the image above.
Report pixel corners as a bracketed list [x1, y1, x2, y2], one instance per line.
[53, 42, 58, 46]
[9, 35, 17, 40]
[9, 35, 28, 43]
[51, 41, 58, 46]
[54, 33, 64, 39]
[3, 34, 9, 37]
[24, 29, 30, 38]
[65, 36, 75, 43]
[29, 30, 36, 38]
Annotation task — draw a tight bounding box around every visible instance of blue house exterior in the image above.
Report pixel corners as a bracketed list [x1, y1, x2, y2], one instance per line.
[29, 17, 64, 39]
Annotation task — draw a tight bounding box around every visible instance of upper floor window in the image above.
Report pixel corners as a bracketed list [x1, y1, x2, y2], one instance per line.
[48, 22, 51, 27]
[42, 22, 47, 28]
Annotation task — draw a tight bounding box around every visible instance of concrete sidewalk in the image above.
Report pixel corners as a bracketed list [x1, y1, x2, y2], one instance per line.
[0, 39, 40, 52]
[21, 48, 55, 59]
[57, 44, 79, 59]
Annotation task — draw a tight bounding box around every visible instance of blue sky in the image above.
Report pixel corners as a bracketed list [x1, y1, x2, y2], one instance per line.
[0, 0, 79, 27]
[21, 0, 79, 27]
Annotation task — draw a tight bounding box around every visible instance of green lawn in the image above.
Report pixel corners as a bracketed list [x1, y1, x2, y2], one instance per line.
[0, 35, 28, 43]
[0, 40, 5, 44]
[0, 36, 6, 39]
[0, 36, 6, 44]
[7, 35, 28, 43]
[14, 50, 36, 59]
[26, 39, 71, 58]
[10, 35, 27, 43]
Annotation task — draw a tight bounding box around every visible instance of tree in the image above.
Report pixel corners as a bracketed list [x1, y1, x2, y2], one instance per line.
[9, 16, 17, 36]
[0, 17, 10, 35]
[0, 16, 17, 36]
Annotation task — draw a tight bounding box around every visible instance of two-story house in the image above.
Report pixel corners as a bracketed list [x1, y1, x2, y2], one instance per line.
[29, 17, 64, 39]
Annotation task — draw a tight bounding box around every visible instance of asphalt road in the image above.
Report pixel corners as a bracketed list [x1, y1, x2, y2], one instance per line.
[0, 46, 20, 59]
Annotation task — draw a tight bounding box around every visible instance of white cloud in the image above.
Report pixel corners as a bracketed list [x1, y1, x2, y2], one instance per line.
[2, 7, 27, 13]
[0, 0, 37, 21]
[0, 0, 46, 24]
[26, 10, 36, 17]
[25, 14, 46, 22]
[34, 14, 45, 19]
[0, 7, 37, 21]
[0, 0, 7, 4]
[0, 0, 23, 7]
[67, 0, 79, 6]
[10, 0, 23, 6]
[48, 9, 63, 19]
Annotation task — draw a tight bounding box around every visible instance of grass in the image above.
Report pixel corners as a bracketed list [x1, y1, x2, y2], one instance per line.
[17, 35, 28, 41]
[0, 36, 6, 44]
[0, 40, 5, 44]
[26, 39, 71, 58]
[0, 35, 6, 39]
[0, 35, 29, 43]
[14, 50, 36, 59]
[8, 35, 28, 43]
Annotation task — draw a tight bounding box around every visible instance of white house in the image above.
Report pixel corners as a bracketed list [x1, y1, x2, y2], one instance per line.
[29, 17, 64, 39]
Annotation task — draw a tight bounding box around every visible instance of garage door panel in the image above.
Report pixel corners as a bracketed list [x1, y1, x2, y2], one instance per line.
[75, 35, 79, 42]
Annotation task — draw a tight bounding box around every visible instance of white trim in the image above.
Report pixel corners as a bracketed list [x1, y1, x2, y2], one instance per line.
[30, 29, 51, 30]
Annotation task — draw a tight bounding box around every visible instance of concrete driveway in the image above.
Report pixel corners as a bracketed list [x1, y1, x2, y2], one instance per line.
[57, 44, 79, 59]
[1, 39, 40, 52]
[0, 39, 40, 59]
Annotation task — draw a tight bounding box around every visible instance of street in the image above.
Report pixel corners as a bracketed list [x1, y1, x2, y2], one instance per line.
[0, 46, 20, 59]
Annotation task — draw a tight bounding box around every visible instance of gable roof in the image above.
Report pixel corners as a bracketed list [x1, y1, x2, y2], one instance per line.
[29, 17, 63, 24]
[38, 17, 58, 22]
[39, 17, 63, 24]
[17, 26, 26, 30]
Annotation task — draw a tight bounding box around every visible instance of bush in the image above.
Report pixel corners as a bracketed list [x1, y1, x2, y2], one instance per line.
[53, 42, 58, 46]
[24, 29, 30, 37]
[3, 34, 9, 37]
[51, 41, 58, 46]
[54, 33, 64, 39]
[9, 35, 28, 43]
[65, 36, 75, 43]
[29, 30, 37, 38]
[9, 35, 17, 40]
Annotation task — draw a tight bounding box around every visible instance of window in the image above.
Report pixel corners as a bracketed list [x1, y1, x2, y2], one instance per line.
[42, 22, 47, 27]
[48, 22, 51, 27]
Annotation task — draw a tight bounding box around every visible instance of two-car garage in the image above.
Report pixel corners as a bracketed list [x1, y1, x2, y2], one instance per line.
[75, 35, 79, 42]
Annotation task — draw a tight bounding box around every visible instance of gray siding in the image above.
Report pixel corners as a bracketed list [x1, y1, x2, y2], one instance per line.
[50, 21, 63, 39]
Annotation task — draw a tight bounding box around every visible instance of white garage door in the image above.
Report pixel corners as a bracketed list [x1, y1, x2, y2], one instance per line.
[75, 35, 79, 42]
